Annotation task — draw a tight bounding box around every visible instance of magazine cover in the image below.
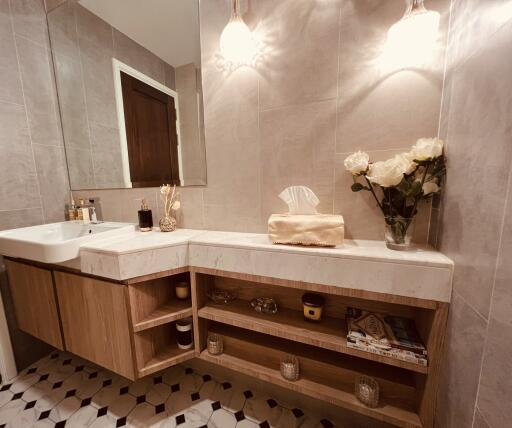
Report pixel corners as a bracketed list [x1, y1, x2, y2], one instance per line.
[346, 307, 427, 365]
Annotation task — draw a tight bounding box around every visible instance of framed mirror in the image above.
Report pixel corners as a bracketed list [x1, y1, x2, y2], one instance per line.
[47, 0, 207, 190]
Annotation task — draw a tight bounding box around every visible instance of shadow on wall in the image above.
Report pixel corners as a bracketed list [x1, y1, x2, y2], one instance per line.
[0, 258, 53, 372]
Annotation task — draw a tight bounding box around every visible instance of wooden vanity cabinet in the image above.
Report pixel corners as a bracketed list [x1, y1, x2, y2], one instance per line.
[54, 272, 136, 379]
[5, 260, 64, 350]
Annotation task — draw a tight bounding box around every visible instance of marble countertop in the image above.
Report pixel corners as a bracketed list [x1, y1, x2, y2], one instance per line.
[79, 228, 454, 302]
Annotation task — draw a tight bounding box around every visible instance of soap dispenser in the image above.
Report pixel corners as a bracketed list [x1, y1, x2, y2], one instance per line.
[138, 198, 153, 232]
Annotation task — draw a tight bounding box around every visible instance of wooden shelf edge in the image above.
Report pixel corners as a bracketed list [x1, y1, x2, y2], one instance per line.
[199, 351, 422, 428]
[133, 306, 193, 332]
[139, 349, 196, 377]
[198, 305, 428, 374]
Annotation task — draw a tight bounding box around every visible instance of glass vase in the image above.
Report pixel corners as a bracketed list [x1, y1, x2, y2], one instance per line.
[159, 215, 176, 232]
[384, 216, 414, 251]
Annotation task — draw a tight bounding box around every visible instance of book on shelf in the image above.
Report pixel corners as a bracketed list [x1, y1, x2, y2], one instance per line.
[346, 307, 428, 366]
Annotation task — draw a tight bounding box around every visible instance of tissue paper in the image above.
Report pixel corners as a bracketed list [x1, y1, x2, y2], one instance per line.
[278, 186, 319, 215]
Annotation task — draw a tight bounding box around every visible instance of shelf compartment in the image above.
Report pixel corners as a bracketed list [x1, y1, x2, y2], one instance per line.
[198, 299, 427, 374]
[200, 324, 421, 428]
[134, 322, 195, 377]
[128, 273, 192, 332]
[133, 302, 192, 332]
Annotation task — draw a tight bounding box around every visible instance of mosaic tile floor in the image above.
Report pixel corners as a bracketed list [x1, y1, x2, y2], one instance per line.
[0, 352, 337, 427]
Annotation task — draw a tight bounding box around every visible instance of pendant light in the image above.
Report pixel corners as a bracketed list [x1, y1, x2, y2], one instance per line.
[386, 0, 440, 65]
[219, 0, 256, 64]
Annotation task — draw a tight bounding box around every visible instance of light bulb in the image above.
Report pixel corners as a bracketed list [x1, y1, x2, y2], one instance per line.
[383, 0, 440, 69]
[220, 14, 256, 65]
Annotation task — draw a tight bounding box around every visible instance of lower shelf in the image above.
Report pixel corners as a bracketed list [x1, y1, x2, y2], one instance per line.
[199, 351, 421, 428]
[139, 346, 195, 377]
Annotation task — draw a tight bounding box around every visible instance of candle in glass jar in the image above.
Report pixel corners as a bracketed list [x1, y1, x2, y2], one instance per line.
[175, 282, 190, 300]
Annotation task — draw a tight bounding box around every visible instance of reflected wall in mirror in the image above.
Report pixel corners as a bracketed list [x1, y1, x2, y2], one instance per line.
[47, 0, 207, 190]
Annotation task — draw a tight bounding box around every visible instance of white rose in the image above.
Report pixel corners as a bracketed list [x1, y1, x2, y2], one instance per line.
[394, 153, 417, 175]
[171, 200, 181, 210]
[344, 151, 370, 175]
[410, 138, 444, 161]
[423, 181, 440, 195]
[367, 157, 406, 187]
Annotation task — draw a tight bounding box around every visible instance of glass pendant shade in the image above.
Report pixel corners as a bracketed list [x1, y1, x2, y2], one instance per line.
[220, 0, 256, 64]
[386, 0, 440, 63]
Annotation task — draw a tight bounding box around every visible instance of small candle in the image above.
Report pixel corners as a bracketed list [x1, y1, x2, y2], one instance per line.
[175, 282, 190, 300]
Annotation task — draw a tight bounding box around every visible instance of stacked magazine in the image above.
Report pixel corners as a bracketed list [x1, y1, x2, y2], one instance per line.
[346, 307, 427, 366]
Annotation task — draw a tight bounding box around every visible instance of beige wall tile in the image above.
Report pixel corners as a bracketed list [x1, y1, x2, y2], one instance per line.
[46, 0, 79, 61]
[0, 208, 44, 231]
[75, 3, 112, 53]
[0, 1, 24, 105]
[473, 409, 491, 428]
[436, 292, 487, 428]
[15, 35, 63, 146]
[32, 144, 69, 222]
[112, 29, 166, 85]
[9, 0, 49, 48]
[439, 22, 512, 319]
[259, 100, 336, 222]
[336, 0, 448, 154]
[475, 174, 512, 427]
[448, 0, 512, 70]
[66, 147, 95, 189]
[44, 0, 66, 13]
[255, 0, 340, 110]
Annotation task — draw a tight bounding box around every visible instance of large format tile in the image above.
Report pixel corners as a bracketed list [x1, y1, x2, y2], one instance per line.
[0, 134, 39, 211]
[336, 0, 449, 154]
[9, 0, 49, 48]
[259, 100, 336, 222]
[75, 3, 112, 53]
[436, 292, 487, 428]
[33, 144, 69, 222]
[448, 0, 512, 69]
[475, 175, 512, 427]
[46, 0, 79, 61]
[0, 0, 24, 105]
[439, 22, 512, 318]
[113, 29, 166, 85]
[255, 0, 340, 110]
[15, 35, 62, 147]
[0, 208, 43, 231]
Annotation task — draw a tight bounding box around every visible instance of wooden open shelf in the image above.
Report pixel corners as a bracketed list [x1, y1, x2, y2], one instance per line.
[133, 321, 195, 378]
[198, 299, 427, 374]
[200, 324, 421, 428]
[133, 301, 192, 332]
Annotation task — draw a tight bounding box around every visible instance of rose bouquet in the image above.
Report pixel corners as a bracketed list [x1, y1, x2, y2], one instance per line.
[344, 138, 446, 250]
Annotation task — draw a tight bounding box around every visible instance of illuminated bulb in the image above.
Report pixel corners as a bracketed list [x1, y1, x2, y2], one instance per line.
[220, 1, 256, 65]
[384, 0, 440, 68]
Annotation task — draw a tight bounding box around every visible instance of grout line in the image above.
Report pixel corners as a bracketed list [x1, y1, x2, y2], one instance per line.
[470, 152, 512, 427]
[332, 4, 342, 215]
[258, 96, 338, 114]
[8, 1, 46, 224]
[0, 207, 42, 213]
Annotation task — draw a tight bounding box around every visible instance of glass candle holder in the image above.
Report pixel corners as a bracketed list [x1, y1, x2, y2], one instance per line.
[355, 375, 379, 408]
[280, 354, 299, 381]
[207, 333, 224, 355]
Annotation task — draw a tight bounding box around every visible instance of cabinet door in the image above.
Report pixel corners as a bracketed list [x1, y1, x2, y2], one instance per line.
[54, 272, 135, 380]
[5, 260, 64, 350]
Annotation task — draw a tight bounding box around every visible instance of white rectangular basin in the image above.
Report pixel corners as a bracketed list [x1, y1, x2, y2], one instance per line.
[0, 221, 135, 264]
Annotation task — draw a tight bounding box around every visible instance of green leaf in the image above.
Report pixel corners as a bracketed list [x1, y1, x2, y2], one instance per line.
[351, 183, 365, 192]
[410, 180, 423, 197]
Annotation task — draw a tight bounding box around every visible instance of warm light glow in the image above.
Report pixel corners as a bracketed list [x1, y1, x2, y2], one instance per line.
[220, 14, 257, 65]
[382, 0, 440, 69]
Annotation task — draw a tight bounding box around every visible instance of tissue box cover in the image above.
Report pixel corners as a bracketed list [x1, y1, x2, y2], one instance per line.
[268, 214, 344, 247]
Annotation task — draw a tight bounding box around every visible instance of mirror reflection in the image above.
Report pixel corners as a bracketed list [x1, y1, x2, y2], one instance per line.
[47, 0, 207, 190]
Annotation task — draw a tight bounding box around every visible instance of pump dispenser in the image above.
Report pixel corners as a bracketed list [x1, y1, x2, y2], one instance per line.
[138, 198, 153, 232]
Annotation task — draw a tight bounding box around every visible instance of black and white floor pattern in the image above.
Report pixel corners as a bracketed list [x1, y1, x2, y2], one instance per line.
[0, 352, 337, 427]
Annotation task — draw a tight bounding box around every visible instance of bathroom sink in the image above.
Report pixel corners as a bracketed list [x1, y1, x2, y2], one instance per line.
[0, 221, 135, 264]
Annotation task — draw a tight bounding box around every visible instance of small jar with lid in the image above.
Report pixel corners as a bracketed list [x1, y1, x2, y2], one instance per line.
[175, 282, 190, 300]
[301, 293, 325, 322]
[176, 318, 193, 350]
